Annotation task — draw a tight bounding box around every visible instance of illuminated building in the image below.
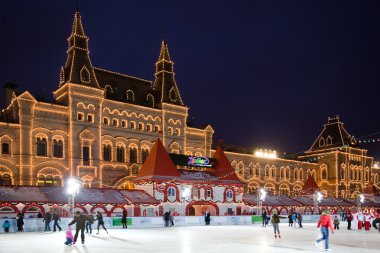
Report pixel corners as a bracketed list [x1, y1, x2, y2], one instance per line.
[0, 12, 379, 203]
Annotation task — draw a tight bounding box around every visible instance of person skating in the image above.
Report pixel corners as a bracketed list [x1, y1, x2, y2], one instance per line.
[292, 212, 297, 228]
[121, 211, 128, 229]
[205, 211, 211, 225]
[163, 211, 170, 227]
[43, 211, 52, 231]
[271, 210, 281, 238]
[95, 211, 108, 235]
[364, 212, 371, 231]
[262, 210, 267, 227]
[314, 210, 334, 252]
[16, 213, 24, 232]
[346, 211, 353, 230]
[333, 216, 340, 230]
[52, 211, 62, 232]
[297, 213, 303, 228]
[85, 213, 94, 234]
[64, 226, 74, 246]
[169, 211, 174, 227]
[2, 220, 10, 233]
[68, 211, 88, 245]
[288, 214, 293, 227]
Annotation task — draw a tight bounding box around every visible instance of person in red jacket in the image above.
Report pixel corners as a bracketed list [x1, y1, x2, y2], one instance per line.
[314, 210, 334, 252]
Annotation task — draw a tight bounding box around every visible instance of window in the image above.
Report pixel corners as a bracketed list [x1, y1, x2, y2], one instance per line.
[53, 140, 63, 158]
[112, 119, 118, 127]
[77, 113, 84, 121]
[154, 126, 159, 132]
[174, 129, 180, 136]
[130, 122, 136, 129]
[146, 124, 152, 132]
[0, 174, 12, 186]
[103, 118, 109, 126]
[87, 114, 93, 123]
[117, 146, 125, 163]
[141, 149, 149, 163]
[138, 123, 143, 130]
[1, 143, 10, 155]
[168, 187, 176, 197]
[193, 188, 198, 199]
[103, 144, 112, 161]
[129, 147, 137, 163]
[36, 137, 47, 156]
[168, 127, 173, 135]
[206, 189, 212, 198]
[80, 66, 90, 82]
[82, 146, 90, 165]
[121, 120, 126, 128]
[126, 90, 135, 102]
[322, 169, 327, 180]
[226, 190, 233, 199]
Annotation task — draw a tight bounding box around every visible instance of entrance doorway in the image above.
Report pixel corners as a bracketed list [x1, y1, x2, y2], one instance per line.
[186, 202, 219, 216]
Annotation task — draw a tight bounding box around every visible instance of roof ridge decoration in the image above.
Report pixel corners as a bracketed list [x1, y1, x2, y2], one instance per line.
[60, 11, 100, 88]
[134, 138, 180, 181]
[153, 40, 184, 106]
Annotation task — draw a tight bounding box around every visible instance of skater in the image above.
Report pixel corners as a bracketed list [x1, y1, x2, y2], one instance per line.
[16, 213, 24, 232]
[68, 211, 88, 245]
[163, 211, 170, 227]
[43, 211, 52, 231]
[37, 212, 43, 218]
[271, 210, 281, 238]
[333, 216, 340, 230]
[288, 213, 293, 227]
[2, 220, 10, 233]
[262, 210, 267, 227]
[85, 213, 94, 234]
[52, 211, 62, 232]
[314, 210, 334, 252]
[297, 212, 303, 228]
[364, 212, 371, 231]
[292, 212, 297, 228]
[64, 226, 74, 246]
[169, 211, 174, 227]
[205, 211, 211, 225]
[95, 211, 108, 234]
[121, 210, 127, 229]
[346, 211, 353, 230]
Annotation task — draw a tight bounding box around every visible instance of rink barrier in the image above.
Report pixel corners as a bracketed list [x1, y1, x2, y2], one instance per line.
[0, 215, 326, 233]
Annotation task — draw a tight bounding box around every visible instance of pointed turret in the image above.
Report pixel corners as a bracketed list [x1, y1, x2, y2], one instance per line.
[153, 40, 184, 106]
[60, 12, 99, 88]
[301, 174, 320, 195]
[213, 145, 242, 182]
[134, 139, 180, 181]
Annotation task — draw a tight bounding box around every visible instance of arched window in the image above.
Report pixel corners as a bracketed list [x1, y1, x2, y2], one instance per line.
[53, 139, 63, 158]
[168, 127, 173, 135]
[226, 190, 233, 199]
[103, 144, 112, 161]
[340, 164, 346, 180]
[147, 94, 155, 108]
[174, 128, 180, 136]
[121, 120, 127, 128]
[103, 118, 109, 126]
[80, 66, 90, 83]
[129, 147, 137, 163]
[36, 137, 47, 156]
[169, 87, 177, 102]
[130, 122, 135, 129]
[319, 137, 325, 147]
[321, 167, 328, 180]
[126, 90, 135, 102]
[326, 136, 332, 146]
[116, 146, 125, 163]
[0, 174, 12, 186]
[112, 119, 118, 127]
[141, 148, 149, 163]
[168, 187, 176, 197]
[1, 142, 10, 155]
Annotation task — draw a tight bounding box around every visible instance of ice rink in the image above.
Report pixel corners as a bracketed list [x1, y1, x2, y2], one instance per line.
[0, 223, 379, 253]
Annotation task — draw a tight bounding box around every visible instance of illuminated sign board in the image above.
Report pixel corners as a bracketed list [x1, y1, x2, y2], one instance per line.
[187, 156, 212, 167]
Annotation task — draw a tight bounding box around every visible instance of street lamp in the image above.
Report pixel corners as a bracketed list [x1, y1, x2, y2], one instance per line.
[257, 188, 267, 215]
[357, 194, 365, 211]
[313, 191, 323, 214]
[181, 186, 191, 216]
[66, 177, 81, 216]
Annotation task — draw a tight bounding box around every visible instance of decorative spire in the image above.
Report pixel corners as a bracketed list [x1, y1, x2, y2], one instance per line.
[60, 12, 99, 88]
[153, 40, 184, 106]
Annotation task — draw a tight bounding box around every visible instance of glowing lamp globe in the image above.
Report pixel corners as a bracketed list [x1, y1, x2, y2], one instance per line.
[67, 178, 80, 195]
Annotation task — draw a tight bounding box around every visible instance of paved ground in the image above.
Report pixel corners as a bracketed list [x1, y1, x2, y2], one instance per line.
[0, 223, 379, 253]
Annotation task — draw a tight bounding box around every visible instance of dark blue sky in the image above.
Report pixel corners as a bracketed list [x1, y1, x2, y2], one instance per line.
[1, 1, 380, 158]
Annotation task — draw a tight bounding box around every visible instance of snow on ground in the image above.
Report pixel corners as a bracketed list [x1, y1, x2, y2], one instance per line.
[0, 223, 379, 253]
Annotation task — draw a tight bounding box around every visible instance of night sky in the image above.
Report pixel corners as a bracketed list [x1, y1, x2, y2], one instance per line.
[1, 1, 380, 159]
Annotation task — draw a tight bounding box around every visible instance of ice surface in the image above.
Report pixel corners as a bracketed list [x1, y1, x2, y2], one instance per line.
[0, 223, 378, 253]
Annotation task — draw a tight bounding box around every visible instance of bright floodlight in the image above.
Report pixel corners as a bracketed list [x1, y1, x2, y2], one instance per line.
[259, 188, 267, 201]
[67, 177, 80, 195]
[182, 187, 191, 199]
[359, 194, 365, 203]
[255, 149, 277, 159]
[316, 191, 323, 202]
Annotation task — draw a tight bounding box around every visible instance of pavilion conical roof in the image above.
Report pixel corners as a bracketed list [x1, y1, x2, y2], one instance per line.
[213, 145, 242, 183]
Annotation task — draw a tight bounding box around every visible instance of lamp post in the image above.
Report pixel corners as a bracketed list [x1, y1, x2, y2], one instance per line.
[357, 194, 365, 211]
[181, 186, 191, 216]
[257, 188, 267, 215]
[66, 177, 81, 216]
[313, 191, 323, 215]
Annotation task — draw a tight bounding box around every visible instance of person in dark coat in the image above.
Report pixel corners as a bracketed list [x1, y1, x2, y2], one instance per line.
[121, 211, 127, 229]
[346, 211, 353, 230]
[68, 211, 88, 245]
[288, 214, 293, 227]
[262, 210, 267, 227]
[85, 213, 94, 234]
[297, 213, 303, 228]
[37, 212, 43, 218]
[163, 211, 170, 227]
[52, 211, 62, 232]
[205, 211, 211, 225]
[95, 211, 108, 235]
[43, 212, 52, 231]
[16, 213, 24, 232]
